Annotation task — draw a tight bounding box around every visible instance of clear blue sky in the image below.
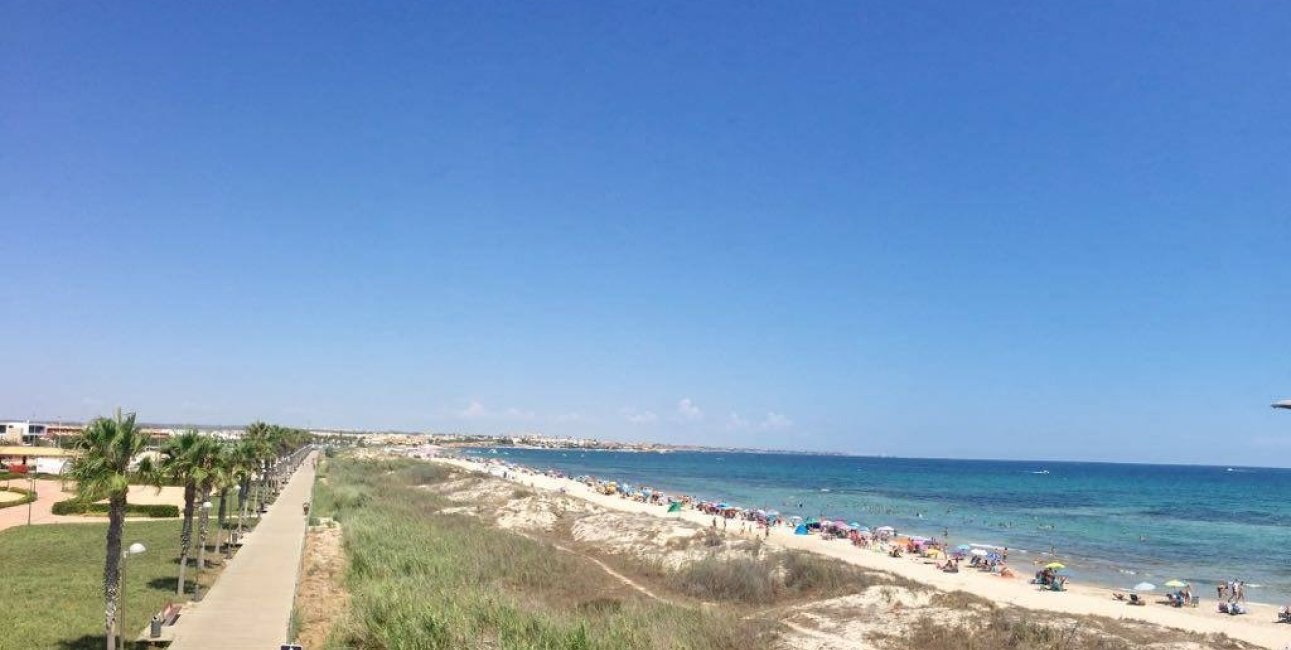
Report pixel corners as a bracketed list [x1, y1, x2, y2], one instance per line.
[3, 2, 1288, 465]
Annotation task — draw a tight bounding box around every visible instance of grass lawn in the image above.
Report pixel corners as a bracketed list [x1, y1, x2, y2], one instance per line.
[0, 520, 184, 650]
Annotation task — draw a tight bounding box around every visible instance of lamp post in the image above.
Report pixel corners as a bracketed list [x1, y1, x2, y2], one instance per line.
[118, 542, 146, 650]
[26, 471, 34, 526]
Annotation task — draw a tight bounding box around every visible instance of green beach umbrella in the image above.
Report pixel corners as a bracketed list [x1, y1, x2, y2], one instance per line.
[1044, 562, 1065, 570]
[1163, 579, 1188, 588]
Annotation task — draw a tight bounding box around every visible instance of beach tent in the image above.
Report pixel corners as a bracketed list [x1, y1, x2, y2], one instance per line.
[794, 524, 809, 535]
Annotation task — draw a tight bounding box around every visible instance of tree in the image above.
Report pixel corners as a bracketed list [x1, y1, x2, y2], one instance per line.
[68, 409, 153, 650]
[211, 442, 240, 557]
[233, 438, 259, 536]
[159, 431, 216, 597]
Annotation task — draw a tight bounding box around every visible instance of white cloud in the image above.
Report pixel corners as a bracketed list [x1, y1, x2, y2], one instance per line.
[760, 411, 793, 430]
[458, 400, 489, 419]
[457, 400, 535, 421]
[677, 398, 704, 421]
[726, 410, 794, 431]
[621, 407, 658, 425]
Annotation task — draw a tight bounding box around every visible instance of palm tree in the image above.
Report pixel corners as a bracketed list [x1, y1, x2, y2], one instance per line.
[233, 438, 259, 537]
[194, 441, 234, 571]
[68, 409, 153, 650]
[159, 431, 216, 597]
[211, 443, 239, 557]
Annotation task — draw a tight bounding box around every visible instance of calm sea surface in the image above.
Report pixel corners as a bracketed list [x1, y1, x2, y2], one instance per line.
[463, 448, 1291, 603]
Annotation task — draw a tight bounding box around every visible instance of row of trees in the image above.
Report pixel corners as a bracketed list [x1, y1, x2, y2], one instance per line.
[67, 411, 312, 650]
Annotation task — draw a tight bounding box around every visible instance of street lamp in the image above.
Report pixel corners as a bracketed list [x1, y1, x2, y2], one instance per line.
[26, 471, 34, 526]
[118, 542, 147, 650]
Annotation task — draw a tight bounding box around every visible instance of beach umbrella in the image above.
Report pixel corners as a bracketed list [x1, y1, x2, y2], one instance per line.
[1163, 579, 1188, 588]
[856, 526, 870, 533]
[1132, 582, 1156, 592]
[876, 526, 895, 533]
[849, 521, 861, 528]
[1045, 562, 1065, 570]
[956, 544, 972, 552]
[970, 548, 989, 557]
[926, 548, 945, 559]
[833, 519, 848, 527]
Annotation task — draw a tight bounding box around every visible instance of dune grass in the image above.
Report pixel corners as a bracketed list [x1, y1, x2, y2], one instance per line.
[312, 458, 774, 649]
[0, 520, 182, 650]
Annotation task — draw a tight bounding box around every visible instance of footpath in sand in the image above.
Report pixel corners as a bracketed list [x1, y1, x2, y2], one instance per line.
[167, 451, 318, 650]
[439, 457, 1291, 650]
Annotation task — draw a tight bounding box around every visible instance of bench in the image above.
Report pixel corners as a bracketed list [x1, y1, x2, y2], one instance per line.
[136, 601, 183, 646]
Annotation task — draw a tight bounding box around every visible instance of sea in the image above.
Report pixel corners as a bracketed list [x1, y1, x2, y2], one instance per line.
[462, 447, 1291, 604]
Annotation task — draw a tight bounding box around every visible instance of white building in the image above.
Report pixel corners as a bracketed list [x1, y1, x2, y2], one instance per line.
[0, 422, 46, 445]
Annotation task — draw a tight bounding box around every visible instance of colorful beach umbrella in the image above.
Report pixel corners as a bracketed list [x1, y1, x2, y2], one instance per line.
[1132, 582, 1156, 592]
[1163, 579, 1188, 588]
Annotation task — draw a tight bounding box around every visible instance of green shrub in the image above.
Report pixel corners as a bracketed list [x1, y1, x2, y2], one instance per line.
[0, 487, 36, 510]
[51, 499, 179, 518]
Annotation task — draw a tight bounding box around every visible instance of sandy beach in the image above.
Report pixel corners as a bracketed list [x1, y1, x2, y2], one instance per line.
[438, 456, 1291, 650]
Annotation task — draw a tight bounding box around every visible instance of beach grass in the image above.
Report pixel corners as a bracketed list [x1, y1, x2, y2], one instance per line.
[312, 458, 773, 649]
[0, 520, 182, 650]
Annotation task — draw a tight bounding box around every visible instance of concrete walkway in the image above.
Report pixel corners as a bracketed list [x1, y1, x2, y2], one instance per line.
[168, 451, 317, 649]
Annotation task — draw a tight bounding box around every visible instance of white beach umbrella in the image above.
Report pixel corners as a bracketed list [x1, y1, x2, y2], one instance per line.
[1132, 582, 1155, 592]
[970, 548, 989, 557]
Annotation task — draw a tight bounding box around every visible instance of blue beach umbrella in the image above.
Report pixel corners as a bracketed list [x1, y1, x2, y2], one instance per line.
[956, 544, 972, 552]
[1133, 582, 1156, 592]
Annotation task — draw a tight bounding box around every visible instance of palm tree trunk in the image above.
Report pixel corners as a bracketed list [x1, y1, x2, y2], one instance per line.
[236, 478, 248, 535]
[177, 483, 196, 596]
[215, 487, 229, 556]
[197, 487, 210, 572]
[103, 493, 126, 650]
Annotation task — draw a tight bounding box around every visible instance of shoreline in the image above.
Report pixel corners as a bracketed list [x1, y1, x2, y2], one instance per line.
[438, 455, 1291, 650]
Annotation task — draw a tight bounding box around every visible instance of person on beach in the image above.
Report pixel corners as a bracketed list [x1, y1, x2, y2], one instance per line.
[1217, 582, 1227, 601]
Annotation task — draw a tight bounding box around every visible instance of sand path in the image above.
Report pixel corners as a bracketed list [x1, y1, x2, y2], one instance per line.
[440, 457, 1291, 650]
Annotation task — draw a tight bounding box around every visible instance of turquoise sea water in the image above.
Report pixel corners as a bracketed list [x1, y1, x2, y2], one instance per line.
[463, 448, 1291, 604]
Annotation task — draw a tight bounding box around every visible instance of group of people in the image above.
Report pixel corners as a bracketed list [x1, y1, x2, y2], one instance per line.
[1217, 580, 1248, 615]
[1034, 567, 1068, 591]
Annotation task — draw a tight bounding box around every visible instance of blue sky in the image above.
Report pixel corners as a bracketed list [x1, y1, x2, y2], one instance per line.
[2, 3, 1288, 465]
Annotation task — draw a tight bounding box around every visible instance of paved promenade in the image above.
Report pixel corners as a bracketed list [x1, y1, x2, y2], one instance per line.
[168, 451, 317, 649]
